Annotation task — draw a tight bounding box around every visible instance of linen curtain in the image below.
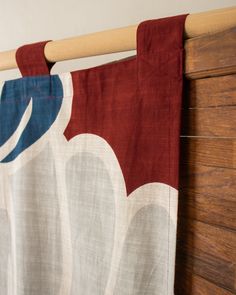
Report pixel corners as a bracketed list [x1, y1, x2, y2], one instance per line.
[0, 14, 188, 295]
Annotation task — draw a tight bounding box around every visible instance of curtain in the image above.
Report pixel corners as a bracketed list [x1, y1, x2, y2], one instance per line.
[0, 14, 188, 295]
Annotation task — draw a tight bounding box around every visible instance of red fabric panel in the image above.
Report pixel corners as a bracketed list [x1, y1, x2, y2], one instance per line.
[64, 14, 188, 195]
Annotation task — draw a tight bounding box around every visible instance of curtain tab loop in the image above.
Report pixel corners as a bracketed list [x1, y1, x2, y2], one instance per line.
[15, 40, 55, 77]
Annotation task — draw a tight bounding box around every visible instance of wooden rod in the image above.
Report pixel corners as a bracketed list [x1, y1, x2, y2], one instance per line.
[0, 6, 236, 72]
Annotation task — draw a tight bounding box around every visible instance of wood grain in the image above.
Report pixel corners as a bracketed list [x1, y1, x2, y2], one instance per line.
[178, 189, 235, 230]
[180, 137, 236, 169]
[176, 25, 236, 295]
[179, 138, 236, 229]
[179, 163, 236, 199]
[176, 218, 236, 292]
[181, 107, 236, 137]
[185, 27, 236, 79]
[182, 74, 236, 108]
[175, 271, 235, 295]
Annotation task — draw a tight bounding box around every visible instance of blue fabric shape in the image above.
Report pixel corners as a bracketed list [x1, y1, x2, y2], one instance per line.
[0, 75, 63, 163]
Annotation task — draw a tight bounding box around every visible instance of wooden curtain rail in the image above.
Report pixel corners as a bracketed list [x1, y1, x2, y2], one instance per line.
[0, 5, 236, 72]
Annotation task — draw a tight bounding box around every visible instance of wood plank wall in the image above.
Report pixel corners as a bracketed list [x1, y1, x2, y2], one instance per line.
[175, 27, 236, 294]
